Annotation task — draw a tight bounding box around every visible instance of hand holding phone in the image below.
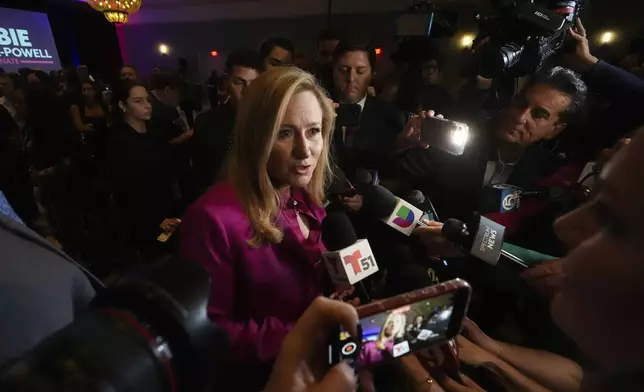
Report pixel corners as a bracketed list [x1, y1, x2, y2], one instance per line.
[328, 279, 471, 369]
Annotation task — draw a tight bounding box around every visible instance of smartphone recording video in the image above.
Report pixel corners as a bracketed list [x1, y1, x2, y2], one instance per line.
[328, 279, 471, 369]
[420, 116, 470, 156]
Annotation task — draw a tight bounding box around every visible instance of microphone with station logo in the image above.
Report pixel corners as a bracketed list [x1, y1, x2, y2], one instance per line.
[321, 212, 380, 293]
[361, 185, 425, 236]
[441, 217, 528, 269]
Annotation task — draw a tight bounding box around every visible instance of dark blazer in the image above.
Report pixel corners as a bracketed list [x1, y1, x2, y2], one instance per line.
[332, 96, 405, 174]
[0, 213, 95, 365]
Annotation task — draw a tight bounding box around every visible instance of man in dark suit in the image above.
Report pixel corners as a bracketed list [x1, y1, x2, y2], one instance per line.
[192, 49, 262, 194]
[329, 40, 425, 197]
[0, 191, 96, 365]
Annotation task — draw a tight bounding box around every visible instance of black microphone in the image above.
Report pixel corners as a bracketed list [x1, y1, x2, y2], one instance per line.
[405, 190, 440, 222]
[321, 212, 378, 301]
[442, 217, 528, 269]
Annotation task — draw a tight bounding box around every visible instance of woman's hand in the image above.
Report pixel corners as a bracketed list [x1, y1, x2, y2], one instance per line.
[413, 221, 463, 259]
[521, 259, 566, 297]
[264, 297, 358, 392]
[456, 335, 499, 368]
[396, 110, 444, 152]
[342, 194, 364, 212]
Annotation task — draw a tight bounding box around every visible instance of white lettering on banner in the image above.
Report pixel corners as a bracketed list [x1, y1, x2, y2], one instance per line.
[0, 28, 32, 47]
[0, 28, 53, 61]
[479, 227, 497, 252]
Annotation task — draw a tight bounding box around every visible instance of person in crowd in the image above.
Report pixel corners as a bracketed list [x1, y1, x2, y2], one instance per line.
[376, 73, 401, 105]
[0, 190, 96, 366]
[192, 49, 261, 194]
[313, 28, 341, 91]
[562, 19, 644, 156]
[450, 129, 644, 391]
[77, 65, 90, 81]
[119, 64, 138, 81]
[180, 67, 335, 391]
[260, 37, 295, 71]
[105, 80, 177, 258]
[148, 72, 188, 145]
[148, 72, 195, 206]
[0, 76, 35, 227]
[0, 73, 22, 124]
[413, 57, 454, 115]
[395, 65, 587, 224]
[330, 39, 424, 179]
[69, 80, 108, 158]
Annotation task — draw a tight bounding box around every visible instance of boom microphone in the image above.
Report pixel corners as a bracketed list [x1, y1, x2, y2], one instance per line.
[442, 217, 528, 268]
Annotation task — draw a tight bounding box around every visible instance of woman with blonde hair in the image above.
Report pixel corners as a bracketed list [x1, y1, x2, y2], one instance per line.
[179, 67, 335, 391]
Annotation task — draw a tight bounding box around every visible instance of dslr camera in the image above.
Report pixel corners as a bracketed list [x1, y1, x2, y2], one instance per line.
[476, 0, 585, 78]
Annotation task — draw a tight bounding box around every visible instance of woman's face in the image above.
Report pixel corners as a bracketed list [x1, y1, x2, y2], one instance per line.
[267, 90, 324, 189]
[124, 86, 152, 121]
[81, 83, 95, 101]
[551, 133, 644, 371]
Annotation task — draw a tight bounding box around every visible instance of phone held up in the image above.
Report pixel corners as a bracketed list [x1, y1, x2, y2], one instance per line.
[328, 279, 471, 369]
[420, 116, 470, 156]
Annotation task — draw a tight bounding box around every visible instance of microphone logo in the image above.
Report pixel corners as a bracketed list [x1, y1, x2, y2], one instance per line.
[393, 206, 416, 228]
[502, 193, 520, 211]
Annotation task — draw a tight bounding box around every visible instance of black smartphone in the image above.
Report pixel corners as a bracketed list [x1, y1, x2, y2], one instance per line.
[336, 104, 362, 128]
[420, 116, 470, 156]
[328, 279, 471, 369]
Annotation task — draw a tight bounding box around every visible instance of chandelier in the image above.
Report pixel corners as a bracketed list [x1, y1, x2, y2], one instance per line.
[87, 0, 143, 24]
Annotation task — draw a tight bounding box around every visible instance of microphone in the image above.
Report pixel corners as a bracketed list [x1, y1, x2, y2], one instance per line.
[321, 212, 380, 286]
[405, 190, 440, 222]
[362, 185, 425, 236]
[479, 184, 522, 214]
[442, 217, 528, 269]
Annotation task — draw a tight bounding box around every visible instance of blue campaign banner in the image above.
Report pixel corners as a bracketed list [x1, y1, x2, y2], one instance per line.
[0, 8, 62, 72]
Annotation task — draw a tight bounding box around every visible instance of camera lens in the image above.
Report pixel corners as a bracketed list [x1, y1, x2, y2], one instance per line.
[478, 42, 524, 78]
[0, 260, 229, 392]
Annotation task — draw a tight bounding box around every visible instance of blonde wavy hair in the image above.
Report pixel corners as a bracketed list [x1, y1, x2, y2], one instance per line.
[227, 67, 335, 247]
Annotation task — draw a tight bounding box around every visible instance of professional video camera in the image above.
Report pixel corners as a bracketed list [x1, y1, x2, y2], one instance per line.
[475, 0, 585, 78]
[0, 259, 228, 392]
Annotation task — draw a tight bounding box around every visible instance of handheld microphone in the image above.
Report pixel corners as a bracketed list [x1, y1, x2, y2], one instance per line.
[405, 190, 440, 222]
[321, 212, 380, 286]
[362, 185, 425, 236]
[480, 184, 523, 214]
[442, 217, 528, 269]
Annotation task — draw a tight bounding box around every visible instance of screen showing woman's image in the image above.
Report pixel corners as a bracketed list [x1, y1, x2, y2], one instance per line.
[341, 292, 455, 368]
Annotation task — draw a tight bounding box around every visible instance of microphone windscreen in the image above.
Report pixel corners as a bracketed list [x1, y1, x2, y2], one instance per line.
[362, 185, 398, 220]
[441, 219, 467, 245]
[353, 168, 373, 186]
[321, 211, 358, 251]
[405, 190, 426, 208]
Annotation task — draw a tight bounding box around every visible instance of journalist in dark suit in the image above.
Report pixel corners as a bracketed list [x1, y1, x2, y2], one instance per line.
[0, 192, 95, 365]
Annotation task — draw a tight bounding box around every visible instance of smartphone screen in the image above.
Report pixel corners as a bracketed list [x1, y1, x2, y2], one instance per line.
[329, 280, 470, 369]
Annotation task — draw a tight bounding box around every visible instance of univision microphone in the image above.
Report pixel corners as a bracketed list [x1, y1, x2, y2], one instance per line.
[361, 185, 425, 236]
[321, 211, 379, 286]
[441, 217, 528, 269]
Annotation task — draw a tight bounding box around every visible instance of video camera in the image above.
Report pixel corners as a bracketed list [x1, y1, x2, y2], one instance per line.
[0, 259, 229, 392]
[475, 1, 585, 78]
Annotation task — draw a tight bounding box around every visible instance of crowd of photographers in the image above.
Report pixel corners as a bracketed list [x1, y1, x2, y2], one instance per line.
[2, 8, 644, 392]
